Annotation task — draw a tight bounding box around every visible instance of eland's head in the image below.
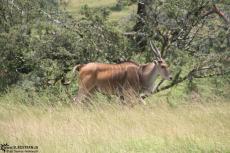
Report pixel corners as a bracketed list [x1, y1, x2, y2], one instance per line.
[155, 58, 172, 80]
[150, 41, 172, 81]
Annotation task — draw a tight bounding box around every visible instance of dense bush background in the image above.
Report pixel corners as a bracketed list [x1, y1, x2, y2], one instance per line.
[0, 0, 229, 102]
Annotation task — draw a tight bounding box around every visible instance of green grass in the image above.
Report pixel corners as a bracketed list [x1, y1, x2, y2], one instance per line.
[0, 97, 229, 153]
[66, 0, 136, 21]
[68, 0, 117, 11]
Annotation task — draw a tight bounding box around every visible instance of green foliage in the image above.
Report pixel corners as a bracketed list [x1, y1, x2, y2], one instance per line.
[130, 0, 229, 93]
[0, 0, 229, 101]
[0, 1, 131, 91]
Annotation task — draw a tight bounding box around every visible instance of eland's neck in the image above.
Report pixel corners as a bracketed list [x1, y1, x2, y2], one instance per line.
[149, 63, 159, 84]
[141, 63, 160, 92]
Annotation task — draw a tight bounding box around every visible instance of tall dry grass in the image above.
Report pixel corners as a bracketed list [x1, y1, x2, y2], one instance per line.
[0, 99, 229, 153]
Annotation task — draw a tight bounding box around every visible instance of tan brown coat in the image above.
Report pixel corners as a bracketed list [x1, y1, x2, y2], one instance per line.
[73, 59, 172, 104]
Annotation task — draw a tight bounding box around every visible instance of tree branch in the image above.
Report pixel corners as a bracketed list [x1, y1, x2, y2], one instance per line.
[203, 5, 229, 24]
[154, 66, 229, 93]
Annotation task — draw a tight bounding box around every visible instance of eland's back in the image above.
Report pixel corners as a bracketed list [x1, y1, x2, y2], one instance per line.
[78, 62, 140, 93]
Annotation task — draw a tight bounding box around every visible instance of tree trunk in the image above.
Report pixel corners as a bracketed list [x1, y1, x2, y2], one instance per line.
[132, 0, 150, 50]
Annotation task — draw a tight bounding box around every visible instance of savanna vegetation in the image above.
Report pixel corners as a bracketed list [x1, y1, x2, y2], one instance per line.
[0, 0, 229, 152]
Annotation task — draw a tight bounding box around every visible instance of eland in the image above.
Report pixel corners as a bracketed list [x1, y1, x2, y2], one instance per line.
[72, 41, 172, 104]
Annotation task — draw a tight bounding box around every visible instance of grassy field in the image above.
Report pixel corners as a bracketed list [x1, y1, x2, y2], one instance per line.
[0, 1, 229, 153]
[0, 99, 230, 153]
[67, 0, 137, 21]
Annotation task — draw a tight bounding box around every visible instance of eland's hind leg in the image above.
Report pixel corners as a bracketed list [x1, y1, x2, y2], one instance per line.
[73, 75, 96, 104]
[73, 88, 87, 104]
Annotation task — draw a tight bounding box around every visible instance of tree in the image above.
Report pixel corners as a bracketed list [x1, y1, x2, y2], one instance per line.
[0, 1, 129, 90]
[126, 0, 230, 92]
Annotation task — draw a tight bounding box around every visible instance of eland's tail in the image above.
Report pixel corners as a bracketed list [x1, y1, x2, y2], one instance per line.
[72, 64, 84, 73]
